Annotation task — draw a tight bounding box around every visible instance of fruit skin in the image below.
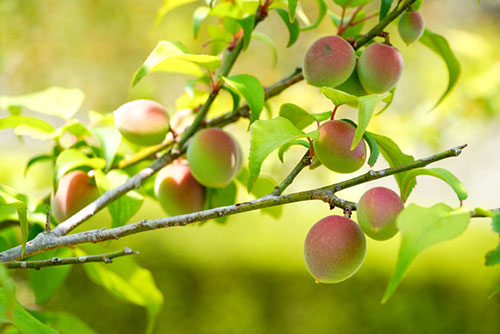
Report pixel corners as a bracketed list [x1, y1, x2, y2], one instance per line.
[187, 128, 243, 188]
[51, 170, 99, 223]
[398, 10, 425, 45]
[303, 36, 356, 88]
[313, 120, 366, 173]
[154, 161, 205, 216]
[113, 99, 170, 146]
[357, 187, 404, 240]
[357, 43, 403, 94]
[304, 215, 366, 283]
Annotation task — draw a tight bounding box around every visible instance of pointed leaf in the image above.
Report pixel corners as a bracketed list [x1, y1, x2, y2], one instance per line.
[300, 0, 327, 31]
[29, 311, 96, 334]
[154, 0, 198, 28]
[401, 168, 468, 202]
[54, 149, 105, 183]
[352, 94, 384, 149]
[0, 185, 29, 257]
[91, 126, 122, 171]
[278, 139, 310, 163]
[288, 0, 298, 22]
[0, 116, 54, 136]
[379, 0, 394, 20]
[275, 9, 300, 47]
[237, 15, 255, 51]
[321, 87, 359, 106]
[222, 74, 264, 124]
[206, 182, 237, 223]
[193, 6, 210, 38]
[252, 32, 278, 67]
[419, 30, 461, 109]
[279, 103, 317, 130]
[382, 204, 470, 303]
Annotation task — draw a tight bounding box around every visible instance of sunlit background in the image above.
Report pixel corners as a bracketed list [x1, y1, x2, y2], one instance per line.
[1, 0, 500, 332]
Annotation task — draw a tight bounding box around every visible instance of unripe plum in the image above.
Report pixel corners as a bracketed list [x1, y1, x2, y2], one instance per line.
[304, 215, 366, 283]
[51, 170, 99, 223]
[187, 128, 243, 188]
[357, 43, 403, 94]
[113, 99, 170, 146]
[398, 10, 425, 45]
[154, 160, 205, 216]
[303, 36, 356, 88]
[357, 187, 404, 240]
[313, 120, 366, 174]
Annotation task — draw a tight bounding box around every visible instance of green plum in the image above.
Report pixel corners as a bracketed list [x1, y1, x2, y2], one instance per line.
[398, 10, 425, 45]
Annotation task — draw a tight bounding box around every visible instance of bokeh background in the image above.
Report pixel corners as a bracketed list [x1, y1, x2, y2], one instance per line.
[2, 0, 500, 333]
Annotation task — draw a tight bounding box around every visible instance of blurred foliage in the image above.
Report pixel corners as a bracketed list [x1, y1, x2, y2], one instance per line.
[1, 0, 500, 333]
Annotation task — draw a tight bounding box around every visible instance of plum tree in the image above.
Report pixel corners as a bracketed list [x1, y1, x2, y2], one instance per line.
[356, 187, 404, 240]
[313, 120, 366, 173]
[154, 160, 205, 216]
[187, 128, 243, 188]
[303, 35, 356, 88]
[357, 43, 403, 94]
[398, 10, 425, 45]
[304, 215, 366, 283]
[51, 170, 99, 223]
[113, 99, 170, 146]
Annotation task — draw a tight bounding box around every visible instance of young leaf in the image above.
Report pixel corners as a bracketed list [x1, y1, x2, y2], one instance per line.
[486, 239, 500, 267]
[321, 87, 359, 106]
[222, 75, 264, 124]
[351, 94, 385, 150]
[91, 126, 122, 171]
[275, 9, 300, 47]
[76, 246, 163, 334]
[369, 133, 415, 200]
[132, 41, 221, 86]
[0, 116, 55, 136]
[28, 248, 74, 305]
[248, 117, 308, 191]
[206, 182, 238, 224]
[278, 140, 310, 163]
[193, 6, 211, 38]
[382, 203, 470, 303]
[375, 87, 396, 116]
[54, 149, 106, 183]
[0, 87, 84, 120]
[94, 170, 144, 228]
[300, 0, 327, 31]
[419, 29, 461, 109]
[400, 168, 468, 202]
[379, 0, 394, 21]
[0, 288, 59, 333]
[0, 185, 29, 257]
[288, 0, 298, 22]
[279, 103, 316, 130]
[154, 0, 198, 28]
[251, 32, 278, 67]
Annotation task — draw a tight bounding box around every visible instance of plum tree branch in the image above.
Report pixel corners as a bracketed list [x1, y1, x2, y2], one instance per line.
[0, 144, 466, 261]
[5, 247, 138, 270]
[271, 150, 311, 196]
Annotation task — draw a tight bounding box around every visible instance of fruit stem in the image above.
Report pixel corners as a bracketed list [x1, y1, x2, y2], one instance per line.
[330, 105, 340, 120]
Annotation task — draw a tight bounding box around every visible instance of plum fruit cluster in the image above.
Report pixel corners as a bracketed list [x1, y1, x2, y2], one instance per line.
[303, 187, 404, 283]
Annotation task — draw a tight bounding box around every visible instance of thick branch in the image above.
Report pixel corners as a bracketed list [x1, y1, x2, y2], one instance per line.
[5, 247, 137, 269]
[0, 144, 465, 261]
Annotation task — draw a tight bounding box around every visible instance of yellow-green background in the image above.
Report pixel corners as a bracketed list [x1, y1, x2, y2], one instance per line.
[1, 0, 500, 332]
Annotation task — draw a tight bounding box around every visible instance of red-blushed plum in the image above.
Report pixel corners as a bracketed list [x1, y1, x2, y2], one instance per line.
[51, 170, 99, 223]
[357, 43, 403, 94]
[187, 128, 243, 188]
[398, 10, 425, 45]
[113, 99, 170, 146]
[154, 160, 205, 216]
[357, 187, 404, 240]
[304, 215, 366, 283]
[313, 120, 366, 173]
[303, 36, 356, 88]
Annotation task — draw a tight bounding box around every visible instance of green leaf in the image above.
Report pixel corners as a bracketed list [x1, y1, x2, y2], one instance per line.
[486, 239, 500, 267]
[278, 139, 310, 163]
[222, 85, 241, 115]
[132, 41, 221, 86]
[14, 119, 90, 141]
[76, 246, 163, 334]
[248, 117, 308, 191]
[279, 103, 316, 130]
[382, 204, 470, 303]
[91, 126, 122, 171]
[379, 0, 394, 20]
[369, 133, 415, 200]
[0, 264, 15, 322]
[351, 94, 384, 150]
[154, 0, 198, 28]
[0, 116, 55, 137]
[288, 0, 298, 22]
[193, 6, 210, 38]
[340, 119, 380, 167]
[54, 149, 105, 184]
[29, 311, 96, 334]
[275, 9, 300, 47]
[252, 177, 283, 218]
[333, 0, 373, 7]
[251, 32, 278, 68]
[375, 87, 396, 115]
[94, 170, 143, 228]
[419, 29, 461, 109]
[0, 185, 29, 257]
[222, 74, 264, 124]
[28, 248, 73, 305]
[492, 213, 500, 233]
[237, 15, 255, 51]
[0, 87, 84, 120]
[321, 87, 359, 106]
[329, 11, 366, 38]
[0, 288, 59, 333]
[206, 182, 237, 224]
[300, 0, 327, 31]
[400, 168, 468, 203]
